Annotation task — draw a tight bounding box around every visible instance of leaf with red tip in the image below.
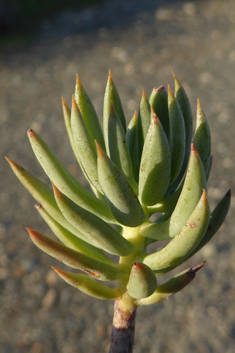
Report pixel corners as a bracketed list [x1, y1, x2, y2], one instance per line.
[75, 75, 105, 150]
[149, 85, 169, 140]
[140, 143, 207, 239]
[103, 71, 126, 150]
[127, 263, 157, 299]
[136, 262, 206, 305]
[27, 129, 115, 223]
[168, 85, 186, 184]
[53, 267, 120, 300]
[27, 228, 127, 281]
[141, 189, 210, 273]
[36, 204, 113, 264]
[189, 189, 231, 258]
[71, 95, 102, 193]
[126, 111, 139, 182]
[139, 110, 171, 206]
[137, 89, 151, 161]
[193, 99, 211, 175]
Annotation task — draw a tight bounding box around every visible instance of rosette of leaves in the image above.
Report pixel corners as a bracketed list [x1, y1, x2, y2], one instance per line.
[7, 72, 230, 353]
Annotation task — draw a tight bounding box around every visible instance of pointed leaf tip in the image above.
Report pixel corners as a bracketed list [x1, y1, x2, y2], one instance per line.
[142, 88, 147, 98]
[191, 141, 197, 153]
[168, 84, 174, 96]
[76, 74, 82, 87]
[61, 96, 67, 107]
[197, 98, 204, 114]
[155, 85, 165, 92]
[27, 129, 34, 136]
[190, 261, 206, 273]
[227, 189, 232, 197]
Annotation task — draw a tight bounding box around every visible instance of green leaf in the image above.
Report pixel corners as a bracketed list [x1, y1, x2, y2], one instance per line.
[71, 95, 102, 193]
[53, 184, 136, 256]
[108, 103, 138, 192]
[53, 267, 120, 300]
[189, 189, 231, 258]
[27, 129, 115, 223]
[27, 228, 128, 281]
[168, 85, 186, 184]
[140, 143, 207, 240]
[74, 75, 105, 150]
[139, 109, 171, 206]
[36, 204, 114, 264]
[136, 262, 205, 305]
[103, 71, 126, 150]
[96, 142, 146, 227]
[137, 89, 151, 161]
[126, 110, 139, 182]
[146, 183, 182, 214]
[141, 189, 210, 273]
[149, 85, 169, 139]
[127, 263, 157, 299]
[6, 158, 101, 242]
[193, 99, 211, 175]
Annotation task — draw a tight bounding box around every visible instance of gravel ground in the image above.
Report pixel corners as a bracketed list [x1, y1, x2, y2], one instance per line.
[1, 0, 235, 352]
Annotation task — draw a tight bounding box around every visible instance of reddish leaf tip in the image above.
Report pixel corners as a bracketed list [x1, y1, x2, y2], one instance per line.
[202, 188, 207, 202]
[168, 84, 174, 96]
[108, 69, 113, 81]
[191, 141, 197, 153]
[191, 261, 206, 273]
[76, 74, 82, 87]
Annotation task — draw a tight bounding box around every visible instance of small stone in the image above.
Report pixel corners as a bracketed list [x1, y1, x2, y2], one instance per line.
[42, 288, 57, 309]
[155, 9, 173, 21]
[182, 3, 196, 16]
[46, 269, 58, 286]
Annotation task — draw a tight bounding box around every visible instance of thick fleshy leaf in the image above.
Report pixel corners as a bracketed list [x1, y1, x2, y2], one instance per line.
[5, 158, 100, 242]
[193, 99, 211, 175]
[27, 129, 115, 223]
[71, 95, 102, 193]
[96, 142, 146, 227]
[127, 263, 157, 299]
[137, 89, 151, 160]
[108, 103, 137, 192]
[53, 267, 120, 300]
[126, 111, 139, 182]
[27, 228, 128, 281]
[149, 85, 169, 139]
[189, 189, 231, 258]
[103, 71, 126, 150]
[53, 184, 136, 256]
[173, 72, 193, 174]
[136, 262, 206, 305]
[168, 85, 186, 184]
[74, 75, 105, 150]
[140, 143, 207, 240]
[139, 110, 171, 206]
[147, 182, 182, 214]
[62, 97, 77, 159]
[140, 189, 210, 273]
[36, 204, 113, 264]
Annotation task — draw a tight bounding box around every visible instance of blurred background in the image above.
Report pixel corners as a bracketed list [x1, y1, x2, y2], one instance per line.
[1, 0, 235, 352]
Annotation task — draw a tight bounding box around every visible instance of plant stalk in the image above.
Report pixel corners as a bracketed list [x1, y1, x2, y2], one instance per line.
[109, 300, 137, 353]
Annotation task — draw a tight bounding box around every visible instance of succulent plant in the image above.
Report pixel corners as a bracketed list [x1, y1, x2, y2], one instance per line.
[6, 71, 230, 353]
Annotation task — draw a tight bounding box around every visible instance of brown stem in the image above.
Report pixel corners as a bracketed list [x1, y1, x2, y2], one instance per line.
[109, 300, 137, 353]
